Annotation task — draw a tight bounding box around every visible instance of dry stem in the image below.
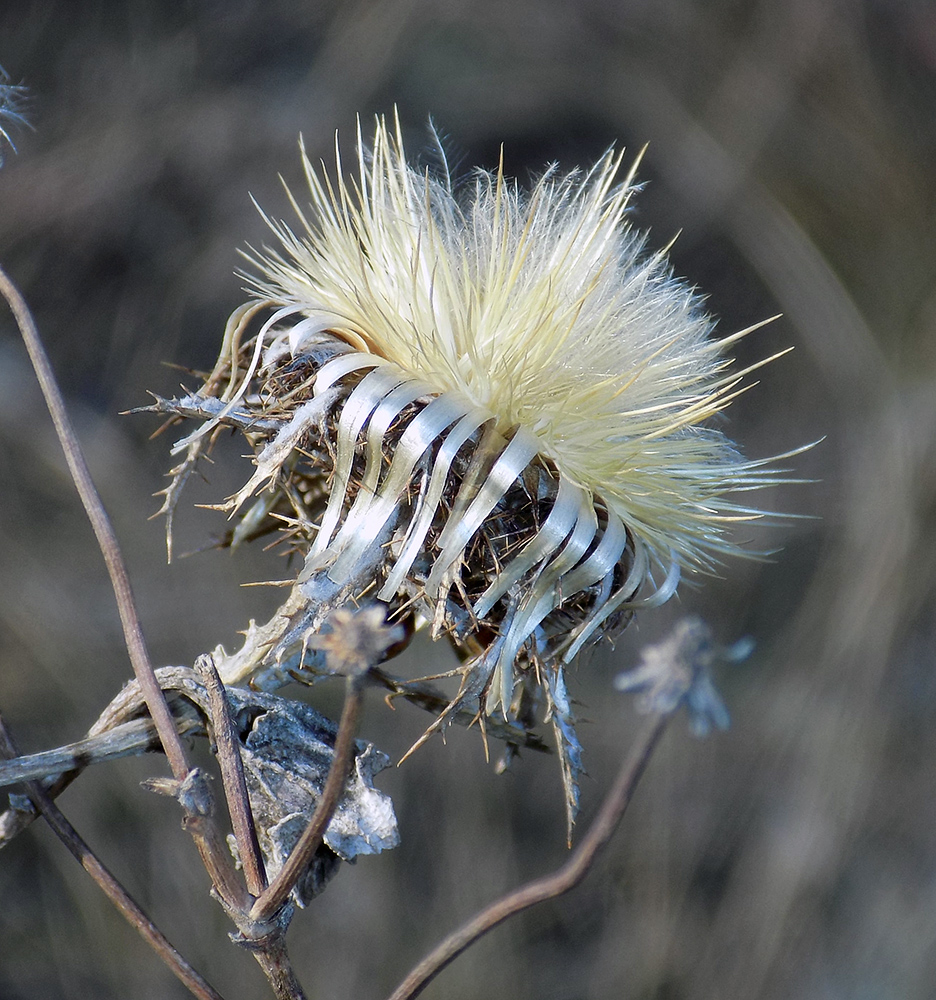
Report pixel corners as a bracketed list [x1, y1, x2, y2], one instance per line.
[386, 712, 670, 1000]
[0, 712, 225, 1000]
[196, 653, 268, 897]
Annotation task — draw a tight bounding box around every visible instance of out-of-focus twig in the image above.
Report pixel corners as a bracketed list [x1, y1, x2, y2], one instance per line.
[386, 712, 670, 1000]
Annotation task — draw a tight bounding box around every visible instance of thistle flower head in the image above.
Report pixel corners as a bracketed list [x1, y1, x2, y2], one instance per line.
[156, 114, 799, 830]
[249, 118, 779, 573]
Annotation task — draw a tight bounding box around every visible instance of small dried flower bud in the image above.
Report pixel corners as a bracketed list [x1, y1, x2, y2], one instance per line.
[142, 768, 215, 817]
[615, 617, 751, 735]
[308, 606, 403, 679]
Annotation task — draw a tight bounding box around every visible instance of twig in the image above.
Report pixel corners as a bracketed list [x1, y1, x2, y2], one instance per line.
[385, 712, 670, 1000]
[195, 653, 268, 896]
[0, 714, 202, 789]
[0, 712, 225, 1000]
[251, 941, 309, 1000]
[0, 266, 264, 974]
[365, 664, 551, 754]
[142, 767, 254, 917]
[0, 263, 190, 781]
[0, 771, 71, 847]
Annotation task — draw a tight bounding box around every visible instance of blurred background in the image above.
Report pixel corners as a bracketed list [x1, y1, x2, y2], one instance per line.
[1, 1, 934, 997]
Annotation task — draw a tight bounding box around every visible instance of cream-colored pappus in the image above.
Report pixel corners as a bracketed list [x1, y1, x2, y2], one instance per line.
[162, 114, 800, 828]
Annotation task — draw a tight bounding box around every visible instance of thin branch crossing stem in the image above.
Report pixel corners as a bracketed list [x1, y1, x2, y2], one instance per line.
[251, 674, 365, 923]
[197, 653, 268, 897]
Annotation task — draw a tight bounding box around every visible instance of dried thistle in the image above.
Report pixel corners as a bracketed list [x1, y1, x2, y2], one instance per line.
[153, 114, 799, 828]
[615, 617, 753, 736]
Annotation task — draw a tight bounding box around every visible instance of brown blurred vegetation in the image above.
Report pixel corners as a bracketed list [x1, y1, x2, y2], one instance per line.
[1, 1, 934, 998]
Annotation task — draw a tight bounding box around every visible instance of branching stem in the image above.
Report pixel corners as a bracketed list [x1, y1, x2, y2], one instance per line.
[0, 713, 224, 1000]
